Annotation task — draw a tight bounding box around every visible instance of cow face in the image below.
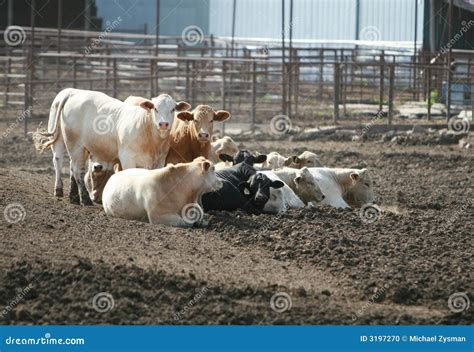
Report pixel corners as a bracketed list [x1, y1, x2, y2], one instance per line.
[226, 150, 266, 165]
[177, 105, 230, 143]
[344, 169, 375, 208]
[150, 94, 190, 138]
[284, 151, 322, 168]
[239, 173, 284, 210]
[294, 167, 325, 204]
[213, 136, 239, 160]
[84, 160, 115, 203]
[194, 157, 223, 193]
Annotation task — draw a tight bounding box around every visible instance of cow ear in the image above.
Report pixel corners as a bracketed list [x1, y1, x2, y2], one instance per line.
[211, 135, 219, 142]
[293, 156, 301, 163]
[139, 101, 154, 110]
[219, 154, 233, 162]
[214, 110, 230, 122]
[113, 163, 122, 173]
[271, 180, 285, 189]
[175, 101, 191, 112]
[202, 161, 211, 172]
[254, 154, 267, 164]
[283, 157, 293, 166]
[350, 172, 360, 183]
[294, 176, 302, 184]
[177, 111, 194, 121]
[238, 182, 251, 195]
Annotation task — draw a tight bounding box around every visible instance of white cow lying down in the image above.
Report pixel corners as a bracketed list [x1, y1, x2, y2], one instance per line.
[263, 167, 325, 204]
[102, 157, 222, 227]
[257, 171, 305, 211]
[308, 167, 375, 208]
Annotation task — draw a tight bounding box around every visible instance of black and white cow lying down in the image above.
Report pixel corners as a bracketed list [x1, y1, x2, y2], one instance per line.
[201, 153, 285, 214]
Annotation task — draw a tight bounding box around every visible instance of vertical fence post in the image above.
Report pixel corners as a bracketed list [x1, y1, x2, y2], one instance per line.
[191, 61, 196, 107]
[185, 60, 190, 100]
[427, 67, 431, 121]
[149, 59, 155, 97]
[251, 61, 257, 134]
[221, 60, 226, 110]
[379, 51, 385, 112]
[72, 56, 77, 88]
[319, 49, 324, 99]
[333, 62, 340, 124]
[6, 58, 11, 107]
[112, 58, 117, 98]
[26, 0, 36, 135]
[388, 64, 394, 125]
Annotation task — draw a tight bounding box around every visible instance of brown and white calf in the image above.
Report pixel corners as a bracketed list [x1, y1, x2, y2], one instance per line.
[35, 88, 190, 205]
[166, 105, 230, 165]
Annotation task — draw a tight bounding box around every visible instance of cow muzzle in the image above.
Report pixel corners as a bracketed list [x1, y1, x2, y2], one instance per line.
[158, 121, 170, 130]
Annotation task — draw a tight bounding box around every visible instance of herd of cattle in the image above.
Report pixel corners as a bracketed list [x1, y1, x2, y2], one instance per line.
[34, 88, 376, 227]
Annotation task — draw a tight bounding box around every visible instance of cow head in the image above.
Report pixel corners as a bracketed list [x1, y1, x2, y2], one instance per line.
[293, 167, 325, 204]
[147, 94, 190, 138]
[221, 150, 266, 166]
[343, 168, 375, 208]
[176, 105, 230, 143]
[238, 173, 284, 210]
[193, 156, 223, 193]
[284, 151, 322, 168]
[263, 152, 286, 170]
[84, 160, 115, 203]
[212, 136, 239, 162]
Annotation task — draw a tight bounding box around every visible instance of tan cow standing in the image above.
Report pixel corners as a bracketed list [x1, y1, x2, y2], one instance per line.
[166, 105, 230, 165]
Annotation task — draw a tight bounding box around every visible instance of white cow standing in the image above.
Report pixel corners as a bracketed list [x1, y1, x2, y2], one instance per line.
[35, 88, 190, 205]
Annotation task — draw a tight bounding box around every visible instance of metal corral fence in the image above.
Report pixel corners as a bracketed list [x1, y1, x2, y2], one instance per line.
[0, 27, 473, 134]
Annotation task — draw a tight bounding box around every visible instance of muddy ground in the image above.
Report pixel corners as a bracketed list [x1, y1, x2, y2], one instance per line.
[0, 125, 472, 325]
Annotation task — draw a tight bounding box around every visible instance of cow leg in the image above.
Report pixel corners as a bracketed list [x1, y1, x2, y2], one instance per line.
[69, 168, 80, 205]
[69, 151, 93, 206]
[147, 211, 190, 227]
[51, 140, 65, 197]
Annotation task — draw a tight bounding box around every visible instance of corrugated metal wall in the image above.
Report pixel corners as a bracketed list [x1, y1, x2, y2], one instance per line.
[209, 0, 424, 42]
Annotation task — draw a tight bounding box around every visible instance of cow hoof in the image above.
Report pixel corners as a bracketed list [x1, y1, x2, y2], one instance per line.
[55, 188, 64, 197]
[69, 195, 80, 205]
[82, 199, 94, 206]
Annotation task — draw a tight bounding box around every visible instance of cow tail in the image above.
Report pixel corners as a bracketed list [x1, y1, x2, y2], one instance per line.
[33, 90, 70, 152]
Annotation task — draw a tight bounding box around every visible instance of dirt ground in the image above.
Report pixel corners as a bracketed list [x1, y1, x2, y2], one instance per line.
[0, 125, 472, 325]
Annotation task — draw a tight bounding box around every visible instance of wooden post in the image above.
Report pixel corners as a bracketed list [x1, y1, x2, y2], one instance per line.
[333, 62, 340, 124]
[251, 61, 257, 133]
[388, 64, 394, 125]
